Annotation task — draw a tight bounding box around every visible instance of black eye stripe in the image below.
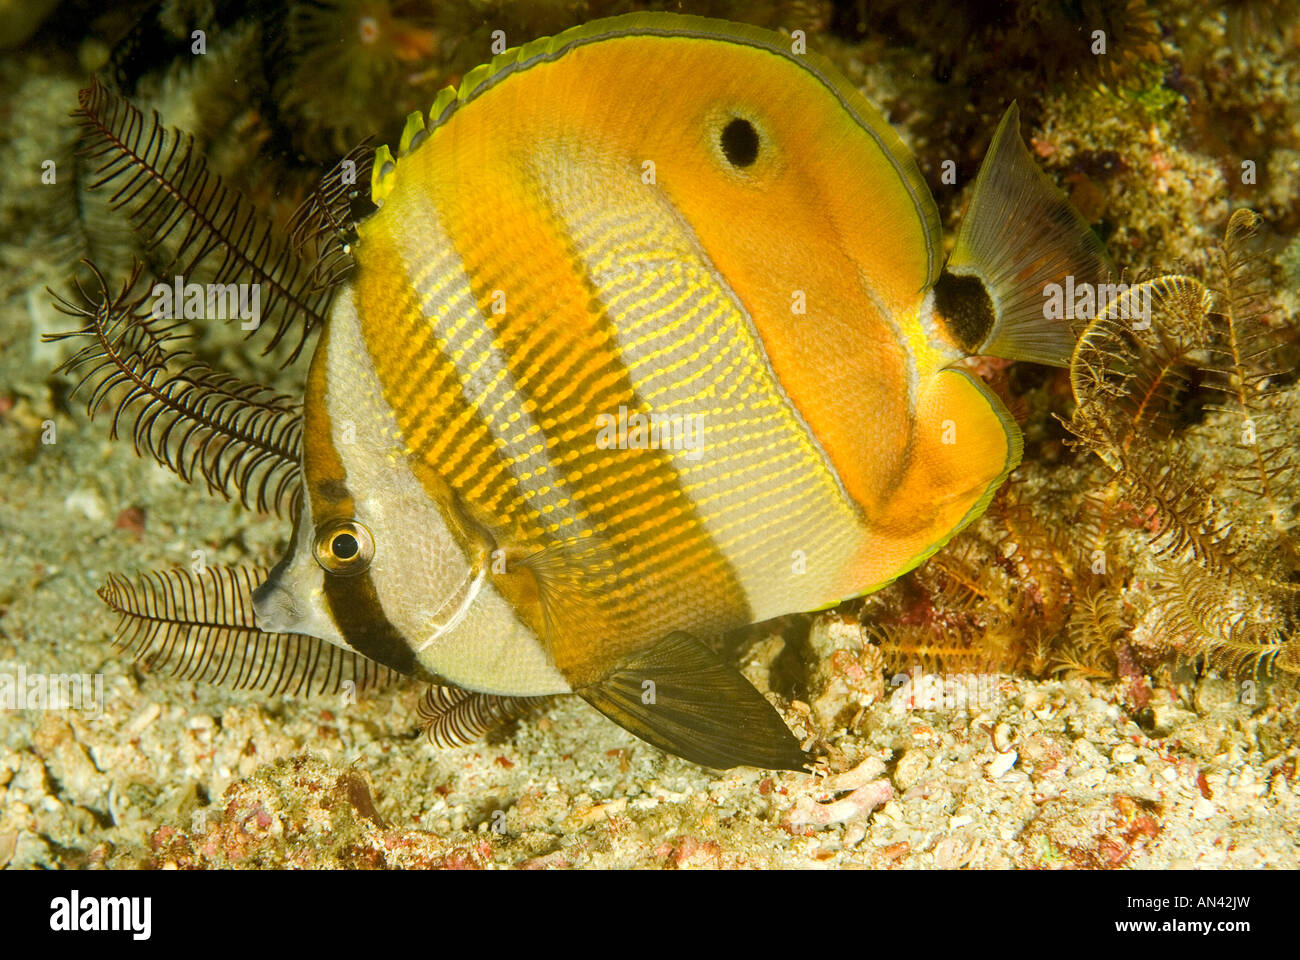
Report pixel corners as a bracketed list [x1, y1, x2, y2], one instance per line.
[720, 117, 759, 168]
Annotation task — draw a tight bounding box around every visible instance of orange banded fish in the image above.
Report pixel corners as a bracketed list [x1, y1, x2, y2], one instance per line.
[69, 12, 1109, 771]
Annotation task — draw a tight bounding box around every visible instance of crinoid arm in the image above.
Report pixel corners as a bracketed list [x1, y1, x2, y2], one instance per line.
[1067, 274, 1243, 576]
[1148, 564, 1293, 679]
[1200, 209, 1298, 549]
[1063, 212, 1300, 676]
[73, 79, 360, 363]
[287, 140, 375, 294]
[99, 564, 399, 697]
[417, 685, 549, 748]
[46, 259, 303, 517]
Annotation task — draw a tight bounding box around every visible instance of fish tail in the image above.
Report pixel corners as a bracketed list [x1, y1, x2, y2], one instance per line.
[933, 102, 1114, 367]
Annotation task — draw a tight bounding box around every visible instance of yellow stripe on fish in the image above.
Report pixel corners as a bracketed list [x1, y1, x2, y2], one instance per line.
[252, 12, 1111, 770]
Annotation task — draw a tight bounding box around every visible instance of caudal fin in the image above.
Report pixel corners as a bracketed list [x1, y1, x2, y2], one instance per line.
[937, 103, 1113, 367]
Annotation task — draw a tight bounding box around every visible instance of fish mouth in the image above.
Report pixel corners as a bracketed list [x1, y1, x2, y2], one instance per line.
[251, 572, 304, 635]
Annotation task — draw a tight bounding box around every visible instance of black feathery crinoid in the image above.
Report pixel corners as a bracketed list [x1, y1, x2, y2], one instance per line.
[45, 78, 379, 700]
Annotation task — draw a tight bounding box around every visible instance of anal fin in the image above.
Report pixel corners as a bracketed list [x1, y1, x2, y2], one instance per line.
[578, 633, 809, 772]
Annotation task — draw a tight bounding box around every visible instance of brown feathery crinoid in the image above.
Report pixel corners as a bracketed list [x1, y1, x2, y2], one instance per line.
[68, 79, 370, 364]
[1064, 208, 1299, 679]
[865, 210, 1297, 690]
[862, 531, 1038, 678]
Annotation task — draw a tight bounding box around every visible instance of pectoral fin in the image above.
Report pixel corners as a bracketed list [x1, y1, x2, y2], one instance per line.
[516, 535, 621, 641]
[578, 633, 809, 771]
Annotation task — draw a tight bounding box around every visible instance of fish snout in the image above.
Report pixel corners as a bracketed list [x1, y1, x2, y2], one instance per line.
[251, 573, 304, 635]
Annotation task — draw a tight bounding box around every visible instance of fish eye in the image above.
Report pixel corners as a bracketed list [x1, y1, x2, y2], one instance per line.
[720, 117, 759, 168]
[313, 519, 375, 576]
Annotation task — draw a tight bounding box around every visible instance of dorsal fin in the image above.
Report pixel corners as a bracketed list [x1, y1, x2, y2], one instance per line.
[367, 12, 942, 282]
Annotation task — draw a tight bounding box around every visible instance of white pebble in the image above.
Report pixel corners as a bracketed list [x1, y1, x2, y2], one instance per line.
[63, 489, 106, 522]
[125, 703, 162, 737]
[1074, 767, 1106, 787]
[1112, 744, 1137, 764]
[1073, 739, 1101, 762]
[987, 750, 1017, 779]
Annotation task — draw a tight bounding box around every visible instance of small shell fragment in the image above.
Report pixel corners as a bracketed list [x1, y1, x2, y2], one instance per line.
[987, 750, 1018, 779]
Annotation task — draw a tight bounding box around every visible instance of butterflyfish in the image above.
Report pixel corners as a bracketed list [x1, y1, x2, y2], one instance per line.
[78, 12, 1112, 771]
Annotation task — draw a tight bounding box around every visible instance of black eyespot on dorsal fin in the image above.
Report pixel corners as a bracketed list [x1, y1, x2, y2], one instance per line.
[46, 258, 303, 518]
[98, 564, 399, 697]
[73, 78, 339, 365]
[933, 270, 996, 355]
[720, 117, 759, 168]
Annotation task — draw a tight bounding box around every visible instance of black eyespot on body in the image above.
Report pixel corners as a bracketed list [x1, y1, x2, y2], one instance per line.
[720, 117, 759, 168]
[933, 270, 996, 354]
